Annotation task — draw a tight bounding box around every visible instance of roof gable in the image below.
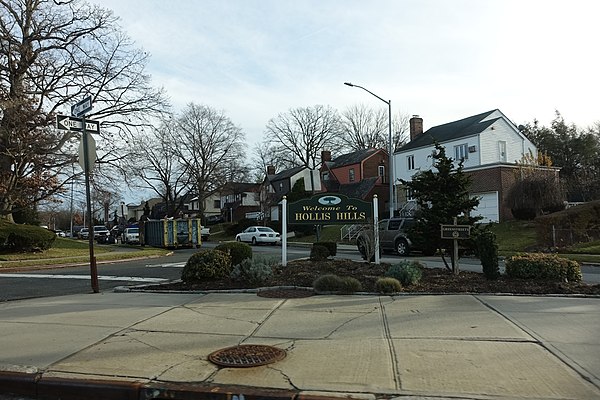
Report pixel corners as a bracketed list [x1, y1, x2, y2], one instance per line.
[329, 148, 380, 169]
[400, 109, 502, 151]
[268, 166, 306, 182]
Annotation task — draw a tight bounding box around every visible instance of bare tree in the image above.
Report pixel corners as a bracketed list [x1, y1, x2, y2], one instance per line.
[170, 103, 246, 216]
[0, 0, 169, 221]
[264, 105, 342, 169]
[340, 104, 410, 152]
[127, 122, 192, 218]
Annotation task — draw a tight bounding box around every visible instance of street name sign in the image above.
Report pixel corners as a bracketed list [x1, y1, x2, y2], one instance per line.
[71, 96, 92, 117]
[441, 224, 471, 239]
[56, 115, 99, 132]
[78, 134, 96, 171]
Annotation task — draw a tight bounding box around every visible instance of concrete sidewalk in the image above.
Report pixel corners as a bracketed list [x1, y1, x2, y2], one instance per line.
[0, 292, 599, 400]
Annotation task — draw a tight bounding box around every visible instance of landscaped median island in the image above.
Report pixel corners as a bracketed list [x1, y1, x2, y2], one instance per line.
[148, 242, 600, 295]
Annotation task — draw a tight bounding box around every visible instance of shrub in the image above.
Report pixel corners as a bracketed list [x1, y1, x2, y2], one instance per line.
[181, 249, 232, 282]
[312, 274, 362, 294]
[313, 274, 343, 292]
[375, 277, 402, 294]
[386, 261, 423, 286]
[214, 241, 252, 267]
[310, 244, 330, 261]
[314, 241, 337, 256]
[505, 253, 582, 282]
[339, 276, 362, 294]
[0, 223, 56, 252]
[475, 230, 500, 280]
[230, 255, 277, 285]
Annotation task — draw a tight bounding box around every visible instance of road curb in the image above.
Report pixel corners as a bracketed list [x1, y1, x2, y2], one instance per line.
[0, 372, 378, 400]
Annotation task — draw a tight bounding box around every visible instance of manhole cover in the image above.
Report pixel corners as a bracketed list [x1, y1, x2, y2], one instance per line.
[208, 345, 286, 367]
[257, 289, 314, 298]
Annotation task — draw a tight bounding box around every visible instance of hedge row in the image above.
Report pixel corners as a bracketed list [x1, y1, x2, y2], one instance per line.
[0, 222, 56, 252]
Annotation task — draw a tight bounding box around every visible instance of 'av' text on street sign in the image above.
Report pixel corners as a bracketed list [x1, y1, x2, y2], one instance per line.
[441, 224, 471, 239]
[71, 96, 92, 117]
[56, 115, 99, 132]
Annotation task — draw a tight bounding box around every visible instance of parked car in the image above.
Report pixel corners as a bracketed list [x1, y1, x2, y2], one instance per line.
[205, 215, 224, 225]
[201, 226, 210, 241]
[357, 217, 435, 258]
[92, 225, 110, 240]
[235, 226, 280, 245]
[122, 227, 140, 244]
[78, 228, 89, 240]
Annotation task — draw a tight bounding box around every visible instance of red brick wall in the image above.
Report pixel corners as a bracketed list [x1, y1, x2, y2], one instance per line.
[465, 166, 518, 221]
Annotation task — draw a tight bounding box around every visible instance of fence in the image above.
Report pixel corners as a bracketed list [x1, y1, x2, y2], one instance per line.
[549, 226, 600, 248]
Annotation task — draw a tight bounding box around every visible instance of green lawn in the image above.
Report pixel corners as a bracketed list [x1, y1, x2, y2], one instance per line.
[0, 237, 170, 269]
[489, 220, 538, 255]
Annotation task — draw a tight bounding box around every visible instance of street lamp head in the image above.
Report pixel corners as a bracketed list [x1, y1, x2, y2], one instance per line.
[343, 82, 354, 87]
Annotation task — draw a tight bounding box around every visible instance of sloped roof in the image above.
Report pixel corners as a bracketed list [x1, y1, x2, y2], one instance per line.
[337, 176, 379, 200]
[268, 165, 306, 182]
[400, 110, 501, 151]
[221, 182, 261, 193]
[329, 148, 380, 169]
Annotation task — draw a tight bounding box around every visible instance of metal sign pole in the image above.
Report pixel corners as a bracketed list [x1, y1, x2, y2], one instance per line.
[282, 197, 287, 267]
[373, 195, 380, 265]
[82, 116, 99, 293]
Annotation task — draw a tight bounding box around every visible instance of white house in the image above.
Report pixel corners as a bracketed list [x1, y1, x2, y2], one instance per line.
[395, 109, 542, 222]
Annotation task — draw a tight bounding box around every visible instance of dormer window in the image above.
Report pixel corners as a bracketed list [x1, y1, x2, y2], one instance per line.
[349, 168, 355, 182]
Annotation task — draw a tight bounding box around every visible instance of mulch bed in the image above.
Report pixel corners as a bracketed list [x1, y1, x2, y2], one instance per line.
[147, 258, 600, 295]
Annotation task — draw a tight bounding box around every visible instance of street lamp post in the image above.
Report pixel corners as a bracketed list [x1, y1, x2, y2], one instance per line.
[344, 82, 395, 218]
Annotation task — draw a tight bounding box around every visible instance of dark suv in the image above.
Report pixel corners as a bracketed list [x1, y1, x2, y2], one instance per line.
[357, 217, 429, 258]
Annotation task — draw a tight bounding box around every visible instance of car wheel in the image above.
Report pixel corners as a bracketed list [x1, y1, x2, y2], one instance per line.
[251, 237, 257, 245]
[395, 239, 410, 256]
[236, 237, 241, 242]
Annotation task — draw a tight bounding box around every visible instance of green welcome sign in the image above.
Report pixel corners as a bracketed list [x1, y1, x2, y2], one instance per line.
[287, 193, 372, 225]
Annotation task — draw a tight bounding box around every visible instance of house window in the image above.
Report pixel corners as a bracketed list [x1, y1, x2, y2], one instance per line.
[454, 144, 468, 161]
[406, 188, 415, 201]
[378, 165, 385, 177]
[407, 155, 415, 170]
[349, 168, 355, 182]
[213, 199, 220, 209]
[322, 171, 329, 180]
[498, 141, 507, 162]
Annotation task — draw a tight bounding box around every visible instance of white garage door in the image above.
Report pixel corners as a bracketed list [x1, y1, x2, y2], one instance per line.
[472, 192, 499, 223]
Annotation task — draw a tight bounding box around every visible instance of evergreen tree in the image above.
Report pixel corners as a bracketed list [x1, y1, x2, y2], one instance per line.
[401, 143, 481, 273]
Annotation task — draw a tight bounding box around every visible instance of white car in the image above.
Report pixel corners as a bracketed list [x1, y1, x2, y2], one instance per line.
[235, 226, 281, 245]
[122, 227, 139, 244]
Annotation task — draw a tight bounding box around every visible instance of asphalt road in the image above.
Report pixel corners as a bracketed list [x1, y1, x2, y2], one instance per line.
[1, 243, 598, 302]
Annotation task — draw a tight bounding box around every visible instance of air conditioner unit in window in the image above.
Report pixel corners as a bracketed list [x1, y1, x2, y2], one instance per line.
[468, 146, 477, 153]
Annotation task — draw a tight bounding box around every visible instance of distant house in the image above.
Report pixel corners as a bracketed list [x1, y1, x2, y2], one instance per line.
[320, 149, 390, 217]
[125, 198, 162, 221]
[395, 110, 558, 222]
[218, 182, 261, 222]
[189, 190, 221, 219]
[261, 165, 321, 221]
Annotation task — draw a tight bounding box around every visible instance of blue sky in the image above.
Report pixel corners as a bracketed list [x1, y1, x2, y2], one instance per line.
[98, 0, 599, 145]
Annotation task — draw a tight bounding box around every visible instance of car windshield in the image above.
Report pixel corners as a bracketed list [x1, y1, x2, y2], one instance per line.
[128, 228, 139, 233]
[94, 226, 108, 231]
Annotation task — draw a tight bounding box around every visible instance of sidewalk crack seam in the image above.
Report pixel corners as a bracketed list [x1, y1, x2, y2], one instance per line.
[267, 365, 300, 390]
[323, 307, 380, 339]
[239, 299, 286, 344]
[380, 297, 401, 391]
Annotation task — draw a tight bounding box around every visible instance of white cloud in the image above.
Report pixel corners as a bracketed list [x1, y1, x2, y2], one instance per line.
[100, 0, 600, 140]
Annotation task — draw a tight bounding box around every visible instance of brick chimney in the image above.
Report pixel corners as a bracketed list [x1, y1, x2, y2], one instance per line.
[321, 150, 332, 162]
[409, 115, 423, 141]
[266, 165, 276, 175]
